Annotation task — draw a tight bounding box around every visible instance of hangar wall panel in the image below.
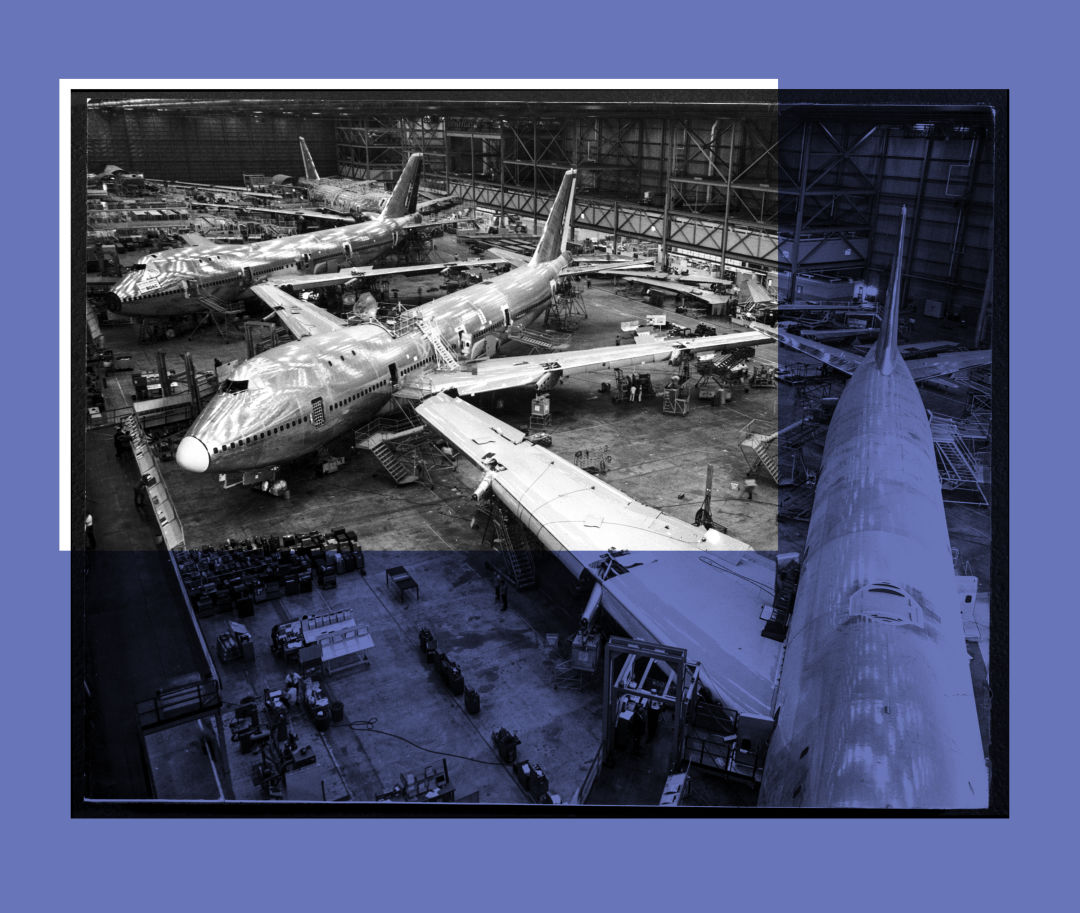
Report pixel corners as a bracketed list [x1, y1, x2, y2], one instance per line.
[86, 110, 338, 185]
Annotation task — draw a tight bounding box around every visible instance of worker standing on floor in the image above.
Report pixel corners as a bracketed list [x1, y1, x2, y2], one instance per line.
[113, 426, 129, 459]
[85, 512, 96, 550]
[134, 485, 148, 520]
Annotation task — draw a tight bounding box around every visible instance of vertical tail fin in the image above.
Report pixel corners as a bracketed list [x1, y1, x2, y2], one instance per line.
[874, 204, 906, 374]
[530, 169, 577, 266]
[381, 153, 423, 219]
[299, 136, 319, 182]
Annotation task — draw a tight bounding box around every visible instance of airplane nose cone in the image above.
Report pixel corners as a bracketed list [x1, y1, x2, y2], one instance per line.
[176, 436, 210, 473]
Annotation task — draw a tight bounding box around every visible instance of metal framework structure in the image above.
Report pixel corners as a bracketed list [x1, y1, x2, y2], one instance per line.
[335, 107, 782, 270]
[601, 636, 694, 774]
[777, 105, 995, 334]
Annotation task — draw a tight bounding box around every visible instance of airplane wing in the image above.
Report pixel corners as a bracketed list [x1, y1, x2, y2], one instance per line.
[413, 392, 783, 718]
[267, 259, 514, 292]
[483, 247, 531, 268]
[417, 195, 460, 213]
[799, 327, 880, 342]
[754, 324, 867, 375]
[620, 276, 728, 308]
[561, 260, 656, 277]
[777, 302, 873, 312]
[743, 278, 774, 306]
[249, 283, 347, 338]
[905, 350, 993, 381]
[291, 208, 356, 223]
[755, 323, 992, 380]
[405, 217, 472, 233]
[404, 329, 773, 398]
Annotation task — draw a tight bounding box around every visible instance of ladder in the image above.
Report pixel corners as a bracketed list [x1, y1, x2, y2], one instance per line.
[741, 418, 815, 485]
[368, 440, 419, 486]
[417, 318, 460, 371]
[485, 506, 535, 589]
[930, 414, 988, 506]
[747, 433, 779, 483]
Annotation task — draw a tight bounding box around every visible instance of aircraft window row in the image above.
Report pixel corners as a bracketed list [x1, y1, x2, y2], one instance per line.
[402, 356, 435, 375]
[211, 417, 307, 454]
[329, 379, 391, 411]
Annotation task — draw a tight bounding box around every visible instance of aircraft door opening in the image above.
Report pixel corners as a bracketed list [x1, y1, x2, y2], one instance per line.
[388, 363, 399, 388]
[502, 305, 512, 328]
[311, 397, 326, 427]
[457, 326, 472, 358]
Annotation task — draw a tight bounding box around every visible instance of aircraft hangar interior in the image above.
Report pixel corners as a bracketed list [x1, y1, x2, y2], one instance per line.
[74, 90, 1003, 812]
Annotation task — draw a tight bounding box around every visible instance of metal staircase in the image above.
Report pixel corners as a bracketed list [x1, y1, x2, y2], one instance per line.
[740, 429, 780, 483]
[481, 505, 536, 589]
[930, 414, 988, 506]
[742, 418, 820, 486]
[368, 441, 419, 485]
[354, 415, 427, 486]
[417, 318, 461, 370]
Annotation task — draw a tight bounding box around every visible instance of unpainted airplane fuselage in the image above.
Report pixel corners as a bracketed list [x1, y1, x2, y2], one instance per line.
[178, 253, 569, 474]
[758, 348, 988, 808]
[107, 213, 417, 318]
[301, 177, 390, 218]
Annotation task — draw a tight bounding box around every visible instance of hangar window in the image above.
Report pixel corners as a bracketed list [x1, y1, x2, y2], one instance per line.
[848, 583, 924, 626]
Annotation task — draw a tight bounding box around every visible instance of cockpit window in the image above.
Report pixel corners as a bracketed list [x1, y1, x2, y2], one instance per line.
[220, 379, 249, 394]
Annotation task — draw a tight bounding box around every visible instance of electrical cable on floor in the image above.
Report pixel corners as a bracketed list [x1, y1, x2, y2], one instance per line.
[716, 495, 779, 508]
[346, 719, 505, 767]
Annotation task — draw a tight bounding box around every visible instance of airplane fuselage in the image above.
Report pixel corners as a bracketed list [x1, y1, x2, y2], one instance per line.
[177, 253, 570, 474]
[107, 213, 417, 318]
[758, 354, 988, 808]
[300, 177, 389, 218]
